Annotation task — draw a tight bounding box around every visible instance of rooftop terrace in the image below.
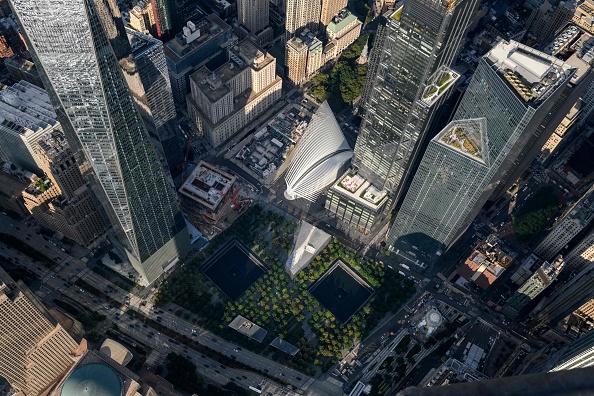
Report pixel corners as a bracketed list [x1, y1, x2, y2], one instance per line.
[332, 172, 388, 209]
[436, 118, 489, 165]
[487, 41, 575, 104]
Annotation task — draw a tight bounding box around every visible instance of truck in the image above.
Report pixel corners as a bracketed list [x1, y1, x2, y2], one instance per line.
[400, 264, 410, 271]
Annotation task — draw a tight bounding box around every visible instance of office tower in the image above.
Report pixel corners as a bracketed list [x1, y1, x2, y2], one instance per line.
[320, 0, 347, 26]
[127, 28, 183, 172]
[502, 255, 565, 319]
[129, 1, 156, 36]
[535, 185, 594, 261]
[531, 241, 594, 329]
[186, 40, 282, 147]
[23, 131, 108, 247]
[164, 16, 233, 105]
[151, 0, 178, 39]
[397, 367, 594, 396]
[326, 10, 362, 57]
[326, 0, 478, 233]
[387, 41, 576, 262]
[0, 267, 82, 396]
[284, 101, 352, 201]
[285, 37, 309, 84]
[526, 0, 574, 42]
[533, 330, 594, 373]
[285, 0, 322, 39]
[0, 81, 62, 175]
[564, 229, 594, 272]
[386, 118, 488, 262]
[11, 0, 190, 284]
[238, 0, 269, 34]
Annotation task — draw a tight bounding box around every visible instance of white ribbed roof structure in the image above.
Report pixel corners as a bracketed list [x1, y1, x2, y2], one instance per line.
[284, 101, 352, 201]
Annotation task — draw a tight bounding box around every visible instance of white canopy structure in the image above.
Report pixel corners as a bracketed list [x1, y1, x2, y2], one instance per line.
[284, 101, 352, 201]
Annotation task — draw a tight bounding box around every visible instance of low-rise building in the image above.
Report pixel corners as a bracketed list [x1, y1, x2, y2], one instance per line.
[573, 0, 594, 34]
[457, 235, 514, 290]
[187, 40, 282, 147]
[178, 160, 238, 223]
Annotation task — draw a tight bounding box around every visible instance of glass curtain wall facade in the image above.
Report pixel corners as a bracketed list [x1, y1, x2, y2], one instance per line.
[352, 0, 478, 201]
[387, 41, 575, 266]
[151, 0, 178, 39]
[11, 0, 189, 283]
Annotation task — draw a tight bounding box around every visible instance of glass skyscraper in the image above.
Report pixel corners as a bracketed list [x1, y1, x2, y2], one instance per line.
[387, 41, 575, 266]
[11, 0, 190, 283]
[325, 0, 478, 233]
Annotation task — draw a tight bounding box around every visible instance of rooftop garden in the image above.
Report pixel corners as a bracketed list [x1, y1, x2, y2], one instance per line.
[422, 71, 454, 101]
[441, 126, 481, 157]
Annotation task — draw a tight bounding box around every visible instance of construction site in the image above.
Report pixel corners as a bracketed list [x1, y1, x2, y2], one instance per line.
[178, 160, 251, 238]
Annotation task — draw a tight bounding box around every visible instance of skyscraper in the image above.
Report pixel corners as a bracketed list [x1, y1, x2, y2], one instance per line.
[533, 329, 594, 373]
[0, 267, 83, 396]
[320, 0, 347, 26]
[127, 28, 184, 173]
[238, 0, 269, 34]
[386, 41, 575, 262]
[151, 0, 178, 39]
[531, 242, 594, 330]
[11, 0, 190, 283]
[285, 0, 322, 39]
[535, 185, 594, 262]
[502, 255, 564, 319]
[26, 131, 108, 247]
[325, 0, 478, 233]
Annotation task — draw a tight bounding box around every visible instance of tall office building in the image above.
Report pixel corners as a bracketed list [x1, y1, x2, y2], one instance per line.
[531, 239, 594, 329]
[535, 185, 594, 262]
[320, 0, 347, 26]
[238, 0, 269, 34]
[0, 80, 62, 175]
[151, 0, 178, 39]
[127, 28, 184, 172]
[0, 267, 82, 396]
[502, 255, 565, 319]
[285, 0, 322, 39]
[129, 0, 156, 36]
[386, 118, 488, 263]
[386, 41, 575, 262]
[25, 131, 108, 247]
[164, 16, 234, 105]
[325, 0, 478, 233]
[11, 0, 190, 283]
[533, 329, 594, 372]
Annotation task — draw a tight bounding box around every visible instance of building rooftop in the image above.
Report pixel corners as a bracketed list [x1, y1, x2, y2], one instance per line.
[436, 118, 489, 165]
[486, 40, 575, 104]
[535, 255, 565, 287]
[38, 130, 69, 160]
[178, 160, 236, 211]
[0, 80, 58, 135]
[126, 27, 160, 57]
[331, 172, 388, 209]
[163, 14, 230, 63]
[229, 39, 274, 71]
[327, 9, 358, 34]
